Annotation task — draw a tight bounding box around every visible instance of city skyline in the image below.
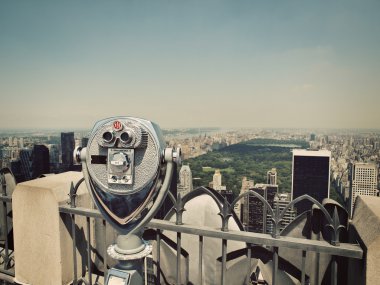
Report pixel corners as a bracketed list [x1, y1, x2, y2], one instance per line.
[1, 1, 380, 130]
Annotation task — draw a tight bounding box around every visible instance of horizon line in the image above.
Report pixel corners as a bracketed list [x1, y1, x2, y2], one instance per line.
[1, 126, 380, 133]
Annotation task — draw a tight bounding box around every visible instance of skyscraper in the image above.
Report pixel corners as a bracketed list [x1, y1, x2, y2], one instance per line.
[236, 177, 254, 221]
[349, 162, 378, 218]
[267, 168, 277, 185]
[19, 146, 50, 181]
[10, 159, 23, 183]
[242, 183, 278, 233]
[213, 169, 222, 188]
[48, 144, 60, 173]
[32, 145, 50, 178]
[1, 148, 12, 169]
[210, 169, 226, 191]
[19, 148, 33, 181]
[19, 137, 24, 148]
[178, 165, 193, 196]
[291, 149, 331, 214]
[243, 186, 265, 233]
[61, 132, 75, 170]
[272, 193, 296, 233]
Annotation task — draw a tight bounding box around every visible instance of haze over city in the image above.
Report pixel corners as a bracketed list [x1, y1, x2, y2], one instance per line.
[1, 0, 379, 130]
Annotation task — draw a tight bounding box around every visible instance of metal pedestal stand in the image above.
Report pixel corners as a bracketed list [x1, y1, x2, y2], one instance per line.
[106, 234, 152, 285]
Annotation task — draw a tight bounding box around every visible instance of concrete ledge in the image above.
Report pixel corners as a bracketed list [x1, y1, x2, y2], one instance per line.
[348, 195, 380, 285]
[13, 172, 89, 285]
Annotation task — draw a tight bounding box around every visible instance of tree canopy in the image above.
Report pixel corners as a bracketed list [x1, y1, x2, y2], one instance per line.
[184, 139, 308, 197]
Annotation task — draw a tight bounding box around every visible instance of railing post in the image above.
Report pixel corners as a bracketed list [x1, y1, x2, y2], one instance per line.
[69, 182, 77, 208]
[86, 217, 92, 285]
[176, 232, 181, 285]
[198, 235, 203, 285]
[103, 219, 107, 279]
[331, 255, 337, 285]
[219, 198, 232, 232]
[246, 244, 252, 285]
[173, 193, 185, 226]
[156, 229, 161, 285]
[1, 174, 9, 270]
[221, 239, 227, 285]
[301, 250, 306, 285]
[72, 213, 78, 285]
[272, 246, 278, 285]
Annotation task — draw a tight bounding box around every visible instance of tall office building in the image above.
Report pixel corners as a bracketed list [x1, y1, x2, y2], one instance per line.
[217, 189, 234, 204]
[10, 159, 23, 183]
[349, 162, 378, 218]
[19, 137, 24, 148]
[272, 193, 296, 233]
[177, 165, 193, 196]
[48, 144, 60, 173]
[1, 148, 12, 169]
[20, 148, 33, 181]
[32, 145, 50, 178]
[210, 169, 226, 191]
[213, 169, 222, 188]
[61, 132, 75, 170]
[267, 168, 277, 185]
[373, 141, 379, 150]
[292, 149, 331, 214]
[236, 177, 254, 221]
[242, 183, 278, 233]
[19, 146, 50, 181]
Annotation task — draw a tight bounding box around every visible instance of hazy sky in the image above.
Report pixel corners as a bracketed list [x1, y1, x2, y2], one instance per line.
[1, 0, 379, 130]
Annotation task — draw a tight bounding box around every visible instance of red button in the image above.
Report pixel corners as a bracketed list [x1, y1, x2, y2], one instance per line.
[113, 121, 123, 131]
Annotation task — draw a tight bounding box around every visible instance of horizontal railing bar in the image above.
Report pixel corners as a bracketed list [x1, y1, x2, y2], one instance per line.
[147, 219, 363, 259]
[59, 205, 103, 219]
[57, 206, 363, 259]
[0, 195, 12, 203]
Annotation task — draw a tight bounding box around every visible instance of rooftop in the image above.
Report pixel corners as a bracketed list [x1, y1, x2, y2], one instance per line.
[1, 170, 379, 285]
[292, 149, 331, 157]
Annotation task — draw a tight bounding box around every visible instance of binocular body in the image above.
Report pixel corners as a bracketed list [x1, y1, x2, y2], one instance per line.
[76, 117, 168, 234]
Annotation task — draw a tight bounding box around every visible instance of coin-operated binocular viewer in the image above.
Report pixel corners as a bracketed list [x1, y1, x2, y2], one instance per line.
[74, 117, 181, 285]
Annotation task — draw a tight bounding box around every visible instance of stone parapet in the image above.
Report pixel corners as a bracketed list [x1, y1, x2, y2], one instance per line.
[348, 195, 380, 285]
[12, 172, 90, 285]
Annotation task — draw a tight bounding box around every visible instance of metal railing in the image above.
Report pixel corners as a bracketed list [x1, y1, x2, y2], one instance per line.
[58, 179, 364, 285]
[0, 169, 15, 282]
[0, 170, 365, 284]
[59, 205, 106, 285]
[153, 189, 363, 285]
[59, 178, 107, 285]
